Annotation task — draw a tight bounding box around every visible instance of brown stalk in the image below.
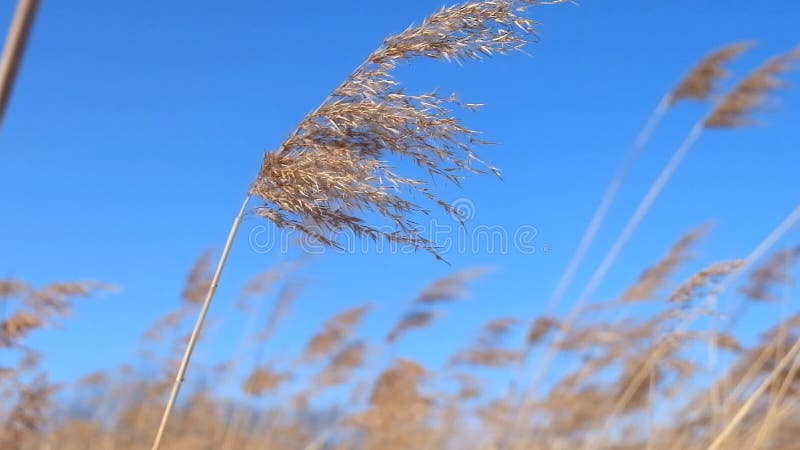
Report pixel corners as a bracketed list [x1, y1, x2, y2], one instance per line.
[0, 0, 39, 129]
[149, 195, 250, 450]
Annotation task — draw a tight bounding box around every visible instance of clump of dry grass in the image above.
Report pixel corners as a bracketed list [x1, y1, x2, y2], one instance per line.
[7, 221, 800, 450]
[1, 375, 58, 448]
[352, 359, 433, 450]
[0, 279, 111, 448]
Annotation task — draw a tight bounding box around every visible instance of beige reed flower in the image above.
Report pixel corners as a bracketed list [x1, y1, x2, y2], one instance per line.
[705, 46, 800, 128]
[250, 1, 567, 258]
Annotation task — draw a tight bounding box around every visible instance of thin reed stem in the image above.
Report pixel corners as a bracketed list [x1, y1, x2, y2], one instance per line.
[150, 195, 252, 450]
[498, 96, 671, 446]
[548, 95, 671, 310]
[504, 121, 706, 441]
[748, 344, 800, 448]
[707, 334, 800, 450]
[717, 206, 800, 410]
[577, 121, 704, 308]
[591, 204, 800, 448]
[516, 49, 796, 429]
[0, 0, 39, 129]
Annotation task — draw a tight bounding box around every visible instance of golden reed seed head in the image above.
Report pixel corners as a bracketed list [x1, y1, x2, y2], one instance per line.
[300, 304, 371, 362]
[386, 310, 441, 343]
[669, 42, 754, 105]
[450, 348, 523, 368]
[242, 366, 290, 397]
[0, 280, 29, 298]
[415, 266, 493, 303]
[314, 340, 367, 387]
[705, 46, 800, 128]
[250, 1, 567, 259]
[181, 250, 214, 304]
[622, 224, 713, 302]
[257, 281, 305, 342]
[0, 313, 43, 346]
[740, 246, 800, 302]
[526, 315, 559, 345]
[669, 259, 746, 303]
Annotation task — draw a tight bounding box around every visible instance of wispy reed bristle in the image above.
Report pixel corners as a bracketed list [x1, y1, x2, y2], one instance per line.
[415, 266, 492, 303]
[301, 304, 371, 362]
[181, 250, 215, 304]
[257, 281, 305, 342]
[314, 340, 367, 387]
[739, 246, 800, 302]
[526, 315, 559, 345]
[705, 47, 800, 128]
[386, 311, 441, 343]
[669, 42, 753, 105]
[669, 260, 746, 303]
[622, 224, 712, 302]
[242, 366, 290, 397]
[0, 313, 42, 346]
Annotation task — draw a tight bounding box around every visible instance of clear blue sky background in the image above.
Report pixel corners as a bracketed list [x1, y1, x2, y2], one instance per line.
[1, 0, 799, 391]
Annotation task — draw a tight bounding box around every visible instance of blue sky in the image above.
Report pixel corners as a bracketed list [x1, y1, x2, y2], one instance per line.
[1, 0, 799, 390]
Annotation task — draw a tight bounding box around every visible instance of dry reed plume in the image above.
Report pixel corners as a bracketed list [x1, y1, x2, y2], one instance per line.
[151, 2, 567, 446]
[706, 47, 800, 128]
[668, 43, 754, 105]
[251, 1, 566, 257]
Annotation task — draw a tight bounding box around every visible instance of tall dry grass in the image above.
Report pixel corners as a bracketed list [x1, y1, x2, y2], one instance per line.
[4, 229, 800, 449]
[152, 1, 569, 447]
[2, 2, 800, 450]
